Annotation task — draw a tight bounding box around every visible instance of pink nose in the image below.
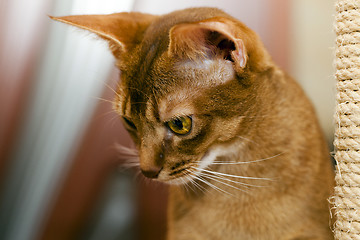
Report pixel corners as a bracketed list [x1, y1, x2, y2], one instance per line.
[141, 166, 162, 179]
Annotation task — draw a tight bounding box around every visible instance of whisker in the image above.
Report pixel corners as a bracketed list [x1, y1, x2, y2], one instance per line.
[118, 156, 140, 169]
[98, 109, 118, 118]
[94, 96, 115, 104]
[210, 152, 285, 165]
[119, 157, 139, 163]
[179, 176, 190, 194]
[190, 178, 207, 194]
[101, 81, 122, 101]
[237, 135, 259, 145]
[92, 108, 121, 128]
[108, 114, 122, 128]
[199, 171, 262, 188]
[115, 144, 139, 156]
[194, 167, 273, 181]
[89, 107, 120, 128]
[115, 143, 140, 172]
[120, 160, 139, 166]
[184, 169, 207, 194]
[193, 175, 234, 197]
[181, 172, 194, 193]
[201, 172, 250, 194]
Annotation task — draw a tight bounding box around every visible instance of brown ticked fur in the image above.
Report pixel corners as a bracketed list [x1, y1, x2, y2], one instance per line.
[51, 7, 335, 239]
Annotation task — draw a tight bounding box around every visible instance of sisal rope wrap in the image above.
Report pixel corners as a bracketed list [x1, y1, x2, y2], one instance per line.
[334, 0, 360, 239]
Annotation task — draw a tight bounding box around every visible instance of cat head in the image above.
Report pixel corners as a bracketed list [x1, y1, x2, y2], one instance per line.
[51, 8, 273, 184]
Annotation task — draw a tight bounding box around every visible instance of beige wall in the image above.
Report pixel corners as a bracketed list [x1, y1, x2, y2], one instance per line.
[290, 0, 335, 143]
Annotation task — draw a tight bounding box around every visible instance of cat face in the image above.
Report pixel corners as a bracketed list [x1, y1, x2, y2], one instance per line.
[115, 55, 256, 183]
[51, 8, 271, 184]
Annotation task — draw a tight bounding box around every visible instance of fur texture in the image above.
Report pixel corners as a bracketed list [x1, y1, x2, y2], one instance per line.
[51, 7, 334, 239]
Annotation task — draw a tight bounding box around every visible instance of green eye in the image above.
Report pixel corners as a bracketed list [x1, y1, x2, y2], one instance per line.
[167, 116, 192, 135]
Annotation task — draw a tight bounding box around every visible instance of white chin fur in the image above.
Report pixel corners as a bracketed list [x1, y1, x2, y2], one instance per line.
[198, 142, 241, 170]
[161, 147, 225, 185]
[163, 142, 242, 185]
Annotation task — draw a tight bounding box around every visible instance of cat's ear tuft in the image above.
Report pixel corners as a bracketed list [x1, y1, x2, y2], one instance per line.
[50, 13, 157, 58]
[168, 18, 247, 72]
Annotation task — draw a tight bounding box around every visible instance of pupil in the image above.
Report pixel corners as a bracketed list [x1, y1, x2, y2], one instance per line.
[174, 119, 183, 129]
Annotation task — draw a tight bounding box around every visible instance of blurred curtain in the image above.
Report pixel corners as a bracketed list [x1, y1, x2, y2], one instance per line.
[0, 0, 136, 240]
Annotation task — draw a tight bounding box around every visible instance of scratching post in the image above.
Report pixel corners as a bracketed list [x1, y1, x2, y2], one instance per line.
[334, 0, 360, 239]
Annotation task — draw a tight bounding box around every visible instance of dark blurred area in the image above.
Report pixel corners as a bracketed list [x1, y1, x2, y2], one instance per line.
[0, 0, 333, 240]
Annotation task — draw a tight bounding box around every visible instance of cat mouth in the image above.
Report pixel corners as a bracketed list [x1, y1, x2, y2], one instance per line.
[169, 167, 189, 176]
[162, 148, 217, 184]
[165, 162, 198, 184]
[169, 164, 196, 178]
[164, 154, 210, 184]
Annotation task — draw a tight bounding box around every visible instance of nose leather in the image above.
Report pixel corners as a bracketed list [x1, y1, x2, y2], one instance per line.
[141, 166, 162, 179]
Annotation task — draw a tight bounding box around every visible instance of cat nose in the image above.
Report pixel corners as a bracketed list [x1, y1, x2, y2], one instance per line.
[141, 166, 162, 179]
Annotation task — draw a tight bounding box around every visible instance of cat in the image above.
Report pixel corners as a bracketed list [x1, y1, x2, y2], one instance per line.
[51, 7, 335, 240]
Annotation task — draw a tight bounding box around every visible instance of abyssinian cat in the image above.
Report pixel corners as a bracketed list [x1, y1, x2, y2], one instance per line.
[51, 7, 335, 240]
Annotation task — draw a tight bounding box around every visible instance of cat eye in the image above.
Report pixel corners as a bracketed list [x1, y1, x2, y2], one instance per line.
[122, 117, 137, 130]
[167, 116, 192, 135]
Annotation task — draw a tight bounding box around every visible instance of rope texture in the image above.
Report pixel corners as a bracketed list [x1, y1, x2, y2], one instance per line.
[334, 0, 360, 239]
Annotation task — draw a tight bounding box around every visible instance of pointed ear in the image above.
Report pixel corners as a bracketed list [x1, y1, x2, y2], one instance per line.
[169, 17, 247, 72]
[50, 12, 158, 58]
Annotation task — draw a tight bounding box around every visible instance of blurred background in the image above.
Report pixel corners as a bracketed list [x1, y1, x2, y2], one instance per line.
[0, 0, 334, 239]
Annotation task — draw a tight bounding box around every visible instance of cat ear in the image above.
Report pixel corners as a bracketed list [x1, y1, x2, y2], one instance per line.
[50, 13, 157, 58]
[168, 18, 247, 72]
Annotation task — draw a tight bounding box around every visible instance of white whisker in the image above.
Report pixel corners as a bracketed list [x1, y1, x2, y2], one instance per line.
[94, 96, 115, 104]
[201, 173, 250, 194]
[193, 175, 234, 197]
[237, 135, 259, 145]
[185, 170, 207, 194]
[192, 179, 207, 194]
[115, 143, 140, 171]
[103, 81, 121, 98]
[194, 167, 273, 181]
[115, 144, 139, 157]
[180, 176, 191, 194]
[199, 171, 262, 188]
[210, 152, 284, 165]
[182, 172, 195, 192]
[120, 162, 139, 168]
[93, 106, 119, 129]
